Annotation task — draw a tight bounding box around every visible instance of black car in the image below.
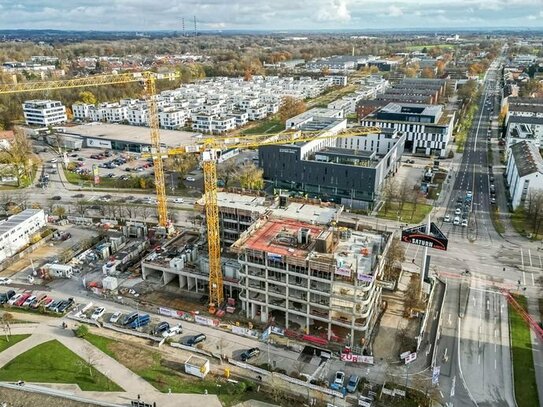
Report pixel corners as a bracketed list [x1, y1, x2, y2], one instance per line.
[56, 298, 74, 313]
[50, 196, 62, 201]
[240, 347, 260, 361]
[152, 321, 170, 336]
[0, 290, 16, 304]
[187, 333, 206, 346]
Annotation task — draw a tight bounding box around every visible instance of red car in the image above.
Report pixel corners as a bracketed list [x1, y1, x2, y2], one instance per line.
[14, 293, 31, 307]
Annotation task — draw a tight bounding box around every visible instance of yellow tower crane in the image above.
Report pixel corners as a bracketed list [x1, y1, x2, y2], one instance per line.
[154, 127, 381, 310]
[0, 72, 171, 230]
[0, 73, 380, 311]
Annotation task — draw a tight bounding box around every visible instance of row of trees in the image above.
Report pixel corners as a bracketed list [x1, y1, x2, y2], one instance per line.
[380, 178, 424, 219]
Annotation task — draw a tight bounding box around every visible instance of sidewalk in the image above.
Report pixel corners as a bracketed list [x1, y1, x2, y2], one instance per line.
[526, 296, 543, 407]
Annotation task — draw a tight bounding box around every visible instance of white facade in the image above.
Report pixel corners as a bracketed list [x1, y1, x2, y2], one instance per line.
[0, 209, 47, 264]
[505, 141, 543, 210]
[159, 108, 187, 130]
[286, 108, 344, 129]
[22, 100, 67, 126]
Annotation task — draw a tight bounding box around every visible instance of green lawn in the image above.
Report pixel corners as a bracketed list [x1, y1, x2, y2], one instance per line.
[378, 202, 432, 224]
[511, 208, 542, 240]
[242, 117, 282, 135]
[490, 207, 506, 234]
[508, 295, 540, 407]
[84, 333, 270, 406]
[2, 305, 63, 318]
[0, 334, 30, 353]
[0, 339, 121, 391]
[308, 84, 358, 108]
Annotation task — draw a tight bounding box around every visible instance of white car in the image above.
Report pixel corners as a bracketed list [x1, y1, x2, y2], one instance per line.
[444, 214, 451, 223]
[50, 158, 58, 163]
[462, 219, 468, 227]
[334, 371, 345, 387]
[109, 311, 122, 324]
[466, 190, 473, 198]
[7, 293, 21, 305]
[173, 198, 184, 203]
[162, 324, 183, 338]
[185, 176, 196, 182]
[0, 277, 12, 285]
[91, 307, 105, 320]
[453, 216, 460, 225]
[455, 208, 461, 216]
[22, 295, 36, 307]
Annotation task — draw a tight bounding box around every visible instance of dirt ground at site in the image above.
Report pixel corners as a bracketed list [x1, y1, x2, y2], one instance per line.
[0, 387, 96, 407]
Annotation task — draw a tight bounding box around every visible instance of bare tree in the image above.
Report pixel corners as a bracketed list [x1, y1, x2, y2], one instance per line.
[380, 178, 398, 215]
[1, 312, 13, 341]
[397, 181, 412, 214]
[383, 238, 406, 281]
[0, 128, 34, 187]
[217, 159, 240, 188]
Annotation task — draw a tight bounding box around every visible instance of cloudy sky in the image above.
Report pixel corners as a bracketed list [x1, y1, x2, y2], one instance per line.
[0, 0, 542, 31]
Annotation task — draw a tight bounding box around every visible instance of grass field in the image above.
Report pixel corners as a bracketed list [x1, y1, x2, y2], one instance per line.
[241, 117, 282, 135]
[508, 295, 540, 407]
[0, 334, 30, 353]
[377, 202, 432, 224]
[0, 339, 121, 391]
[489, 207, 506, 234]
[308, 84, 358, 108]
[84, 333, 269, 406]
[511, 208, 542, 240]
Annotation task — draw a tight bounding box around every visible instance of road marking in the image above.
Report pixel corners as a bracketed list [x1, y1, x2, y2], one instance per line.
[486, 299, 490, 311]
[478, 354, 481, 365]
[539, 254, 542, 269]
[521, 249, 524, 270]
[528, 249, 533, 267]
[448, 313, 452, 325]
[451, 376, 456, 398]
[523, 271, 526, 286]
[531, 273, 535, 286]
[495, 359, 497, 369]
[494, 329, 498, 338]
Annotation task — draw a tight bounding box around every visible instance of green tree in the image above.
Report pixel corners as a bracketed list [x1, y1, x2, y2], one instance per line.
[78, 91, 97, 105]
[75, 324, 89, 338]
[164, 155, 198, 186]
[278, 96, 307, 124]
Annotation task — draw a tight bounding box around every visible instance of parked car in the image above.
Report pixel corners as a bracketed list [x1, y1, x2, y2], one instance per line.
[453, 216, 460, 226]
[91, 307, 106, 320]
[491, 197, 496, 205]
[0, 277, 12, 285]
[185, 176, 196, 182]
[443, 214, 450, 223]
[346, 374, 360, 393]
[455, 208, 461, 216]
[462, 219, 468, 227]
[0, 290, 16, 304]
[47, 299, 62, 310]
[14, 294, 30, 307]
[56, 298, 74, 313]
[162, 324, 183, 338]
[109, 311, 122, 324]
[128, 314, 150, 329]
[50, 196, 62, 201]
[333, 371, 345, 388]
[7, 293, 22, 305]
[187, 333, 206, 346]
[240, 348, 260, 362]
[22, 295, 36, 307]
[152, 321, 170, 336]
[122, 312, 139, 326]
[173, 198, 184, 203]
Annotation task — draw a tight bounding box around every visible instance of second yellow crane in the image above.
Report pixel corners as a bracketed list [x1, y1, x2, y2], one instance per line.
[0, 73, 380, 311]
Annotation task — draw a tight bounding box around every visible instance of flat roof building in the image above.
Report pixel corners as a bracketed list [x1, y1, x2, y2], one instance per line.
[23, 100, 67, 127]
[232, 217, 391, 348]
[0, 209, 47, 264]
[505, 141, 543, 210]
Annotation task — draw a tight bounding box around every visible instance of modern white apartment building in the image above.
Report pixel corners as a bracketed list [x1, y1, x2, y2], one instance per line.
[0, 209, 47, 264]
[360, 103, 455, 157]
[505, 140, 543, 210]
[22, 100, 67, 126]
[231, 217, 390, 347]
[159, 107, 187, 130]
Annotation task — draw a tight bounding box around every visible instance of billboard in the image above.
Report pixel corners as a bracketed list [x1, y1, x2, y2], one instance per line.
[87, 138, 112, 149]
[401, 222, 448, 251]
[92, 164, 100, 185]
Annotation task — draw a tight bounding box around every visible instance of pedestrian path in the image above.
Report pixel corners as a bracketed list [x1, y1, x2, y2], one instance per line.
[0, 321, 222, 407]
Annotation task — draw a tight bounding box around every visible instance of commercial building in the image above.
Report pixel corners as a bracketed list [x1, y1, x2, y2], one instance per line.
[259, 122, 405, 209]
[0, 209, 47, 264]
[285, 108, 344, 129]
[22, 100, 67, 126]
[360, 102, 454, 157]
[53, 123, 200, 153]
[231, 217, 391, 347]
[505, 141, 543, 210]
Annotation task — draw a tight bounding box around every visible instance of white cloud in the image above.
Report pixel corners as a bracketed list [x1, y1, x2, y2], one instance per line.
[385, 5, 403, 17]
[317, 0, 351, 22]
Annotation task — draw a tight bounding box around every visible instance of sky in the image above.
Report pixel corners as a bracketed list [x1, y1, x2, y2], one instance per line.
[0, 0, 542, 31]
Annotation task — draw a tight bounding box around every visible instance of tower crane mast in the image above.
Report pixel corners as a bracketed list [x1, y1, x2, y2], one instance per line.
[0, 73, 380, 311]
